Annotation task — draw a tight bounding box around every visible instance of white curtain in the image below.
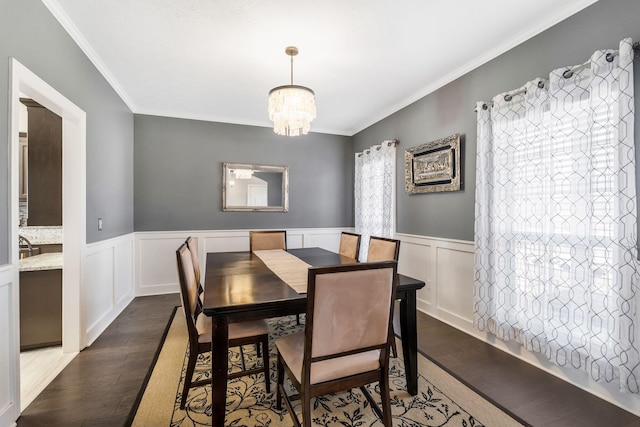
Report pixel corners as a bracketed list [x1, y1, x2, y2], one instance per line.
[474, 38, 640, 392]
[354, 142, 396, 260]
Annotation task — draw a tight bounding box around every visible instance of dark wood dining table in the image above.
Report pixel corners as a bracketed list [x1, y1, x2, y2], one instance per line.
[202, 247, 425, 427]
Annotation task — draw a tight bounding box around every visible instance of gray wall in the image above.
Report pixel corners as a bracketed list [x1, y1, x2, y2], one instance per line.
[353, 0, 640, 242]
[0, 0, 134, 263]
[134, 115, 353, 231]
[4, 0, 639, 262]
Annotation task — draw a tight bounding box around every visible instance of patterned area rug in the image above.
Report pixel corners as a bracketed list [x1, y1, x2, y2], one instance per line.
[131, 311, 522, 427]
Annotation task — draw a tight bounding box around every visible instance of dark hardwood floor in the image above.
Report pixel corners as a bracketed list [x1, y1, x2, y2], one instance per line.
[418, 312, 640, 427]
[16, 294, 640, 426]
[17, 294, 181, 427]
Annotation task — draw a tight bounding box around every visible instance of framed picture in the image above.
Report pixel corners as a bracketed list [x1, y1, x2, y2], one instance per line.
[405, 133, 462, 194]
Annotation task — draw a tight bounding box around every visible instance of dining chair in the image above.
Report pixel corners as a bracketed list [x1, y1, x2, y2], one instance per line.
[185, 236, 204, 297]
[249, 230, 287, 251]
[366, 236, 400, 263]
[249, 230, 302, 324]
[367, 236, 401, 357]
[338, 231, 361, 260]
[276, 260, 398, 427]
[176, 243, 271, 409]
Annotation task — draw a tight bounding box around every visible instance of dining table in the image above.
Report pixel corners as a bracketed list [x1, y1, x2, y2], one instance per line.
[202, 247, 425, 427]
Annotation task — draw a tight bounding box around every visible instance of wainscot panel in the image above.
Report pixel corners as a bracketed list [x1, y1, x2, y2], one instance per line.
[435, 246, 475, 324]
[135, 228, 351, 297]
[0, 264, 19, 427]
[84, 233, 135, 346]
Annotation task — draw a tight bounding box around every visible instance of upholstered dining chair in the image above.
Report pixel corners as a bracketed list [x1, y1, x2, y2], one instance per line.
[367, 236, 400, 263]
[276, 260, 398, 427]
[185, 237, 203, 297]
[249, 230, 302, 324]
[367, 236, 401, 357]
[338, 231, 361, 260]
[249, 230, 287, 251]
[176, 243, 271, 409]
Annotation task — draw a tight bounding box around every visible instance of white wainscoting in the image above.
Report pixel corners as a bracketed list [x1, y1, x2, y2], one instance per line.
[135, 228, 350, 297]
[396, 233, 475, 330]
[84, 233, 135, 346]
[0, 264, 19, 427]
[7, 228, 640, 417]
[396, 232, 640, 417]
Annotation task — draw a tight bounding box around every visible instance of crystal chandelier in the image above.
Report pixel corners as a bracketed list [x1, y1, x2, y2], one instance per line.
[268, 46, 316, 136]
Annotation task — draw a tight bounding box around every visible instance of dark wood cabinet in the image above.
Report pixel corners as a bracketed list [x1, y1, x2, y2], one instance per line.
[19, 269, 62, 351]
[20, 98, 63, 226]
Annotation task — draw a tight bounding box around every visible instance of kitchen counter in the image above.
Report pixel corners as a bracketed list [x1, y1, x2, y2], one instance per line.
[19, 226, 63, 245]
[19, 252, 63, 272]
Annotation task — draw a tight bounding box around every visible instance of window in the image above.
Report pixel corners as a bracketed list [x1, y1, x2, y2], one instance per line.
[474, 39, 640, 392]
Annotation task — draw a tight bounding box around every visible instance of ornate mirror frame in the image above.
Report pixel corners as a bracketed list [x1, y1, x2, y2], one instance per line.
[222, 162, 289, 212]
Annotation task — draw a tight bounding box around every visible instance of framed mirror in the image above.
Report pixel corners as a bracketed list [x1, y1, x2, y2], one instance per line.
[222, 163, 289, 212]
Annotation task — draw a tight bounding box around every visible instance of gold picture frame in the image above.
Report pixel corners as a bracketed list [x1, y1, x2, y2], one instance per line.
[405, 133, 462, 194]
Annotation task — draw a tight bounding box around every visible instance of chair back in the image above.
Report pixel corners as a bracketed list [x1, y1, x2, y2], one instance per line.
[367, 236, 400, 262]
[249, 230, 287, 251]
[176, 243, 201, 340]
[305, 261, 397, 361]
[185, 236, 200, 286]
[338, 232, 361, 260]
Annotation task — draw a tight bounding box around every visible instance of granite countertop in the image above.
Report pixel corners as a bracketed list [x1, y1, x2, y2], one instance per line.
[19, 252, 63, 272]
[19, 226, 63, 245]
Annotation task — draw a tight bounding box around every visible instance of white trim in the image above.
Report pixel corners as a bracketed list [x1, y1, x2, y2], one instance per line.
[0, 265, 18, 426]
[10, 58, 87, 353]
[40, 0, 136, 112]
[42, 0, 597, 137]
[84, 234, 135, 346]
[9, 59, 87, 421]
[348, 0, 599, 135]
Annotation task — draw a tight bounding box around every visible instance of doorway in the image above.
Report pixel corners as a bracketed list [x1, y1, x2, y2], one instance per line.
[9, 58, 86, 412]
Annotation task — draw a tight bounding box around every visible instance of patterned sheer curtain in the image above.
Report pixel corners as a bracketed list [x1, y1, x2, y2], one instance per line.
[474, 38, 640, 392]
[354, 142, 396, 260]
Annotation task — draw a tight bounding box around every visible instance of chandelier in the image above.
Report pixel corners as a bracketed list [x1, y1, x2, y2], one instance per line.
[268, 46, 316, 136]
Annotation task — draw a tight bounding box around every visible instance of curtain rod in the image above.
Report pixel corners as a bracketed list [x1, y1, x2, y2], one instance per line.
[474, 41, 640, 112]
[357, 139, 398, 157]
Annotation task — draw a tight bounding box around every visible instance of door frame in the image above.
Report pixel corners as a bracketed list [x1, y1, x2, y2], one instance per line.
[9, 58, 86, 409]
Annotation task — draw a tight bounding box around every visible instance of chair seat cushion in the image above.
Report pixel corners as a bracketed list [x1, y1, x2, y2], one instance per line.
[195, 315, 269, 344]
[276, 331, 380, 385]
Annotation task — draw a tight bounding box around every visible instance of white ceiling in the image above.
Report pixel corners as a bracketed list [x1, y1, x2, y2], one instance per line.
[44, 0, 597, 136]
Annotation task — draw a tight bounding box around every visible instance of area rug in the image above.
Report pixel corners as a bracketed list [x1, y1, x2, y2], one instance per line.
[130, 310, 523, 427]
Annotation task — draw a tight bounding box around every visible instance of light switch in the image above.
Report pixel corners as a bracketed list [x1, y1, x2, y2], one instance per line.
[98, 218, 103, 230]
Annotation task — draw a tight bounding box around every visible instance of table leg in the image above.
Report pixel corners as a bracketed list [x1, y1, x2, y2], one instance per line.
[211, 315, 229, 427]
[399, 290, 418, 395]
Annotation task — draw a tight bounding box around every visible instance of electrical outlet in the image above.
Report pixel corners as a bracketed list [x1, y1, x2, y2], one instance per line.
[98, 218, 103, 230]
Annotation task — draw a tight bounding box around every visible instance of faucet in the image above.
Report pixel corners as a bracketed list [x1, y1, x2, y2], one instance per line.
[19, 235, 33, 258]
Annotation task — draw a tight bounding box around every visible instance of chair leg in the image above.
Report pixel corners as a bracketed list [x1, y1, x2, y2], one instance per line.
[180, 347, 198, 409]
[262, 336, 270, 393]
[296, 314, 301, 325]
[390, 328, 398, 358]
[302, 390, 312, 427]
[276, 354, 284, 410]
[379, 374, 393, 427]
[239, 345, 247, 372]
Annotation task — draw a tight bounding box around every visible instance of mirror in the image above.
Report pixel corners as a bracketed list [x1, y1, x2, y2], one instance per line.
[223, 163, 289, 212]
